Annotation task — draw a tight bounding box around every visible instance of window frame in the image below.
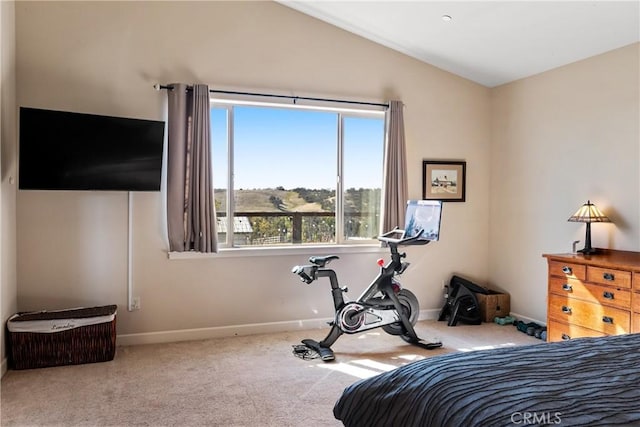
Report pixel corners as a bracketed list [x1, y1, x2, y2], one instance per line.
[210, 97, 387, 251]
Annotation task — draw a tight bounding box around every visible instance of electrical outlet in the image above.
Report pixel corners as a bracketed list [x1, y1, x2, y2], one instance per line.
[130, 297, 141, 311]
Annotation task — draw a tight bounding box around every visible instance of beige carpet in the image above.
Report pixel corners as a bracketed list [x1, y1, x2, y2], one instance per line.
[1, 320, 540, 426]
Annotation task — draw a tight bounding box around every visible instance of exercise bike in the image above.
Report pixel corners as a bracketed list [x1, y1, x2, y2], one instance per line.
[291, 228, 443, 362]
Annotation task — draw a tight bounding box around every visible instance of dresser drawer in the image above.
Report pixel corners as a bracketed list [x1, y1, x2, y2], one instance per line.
[548, 294, 630, 335]
[547, 319, 606, 342]
[549, 277, 630, 310]
[633, 292, 640, 313]
[634, 273, 640, 292]
[548, 261, 586, 280]
[587, 266, 631, 288]
[633, 313, 640, 334]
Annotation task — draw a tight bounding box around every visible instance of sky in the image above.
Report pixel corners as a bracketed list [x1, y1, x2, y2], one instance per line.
[211, 105, 384, 190]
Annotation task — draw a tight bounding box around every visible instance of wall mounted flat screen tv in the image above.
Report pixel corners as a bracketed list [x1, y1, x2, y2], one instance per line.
[19, 107, 165, 191]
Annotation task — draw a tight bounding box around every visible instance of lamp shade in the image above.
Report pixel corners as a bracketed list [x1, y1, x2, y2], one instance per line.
[568, 200, 611, 254]
[568, 200, 611, 223]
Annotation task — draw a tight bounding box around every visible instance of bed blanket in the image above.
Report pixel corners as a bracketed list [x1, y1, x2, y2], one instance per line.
[334, 333, 640, 426]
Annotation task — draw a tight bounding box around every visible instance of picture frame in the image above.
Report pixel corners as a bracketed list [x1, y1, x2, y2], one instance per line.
[422, 160, 466, 202]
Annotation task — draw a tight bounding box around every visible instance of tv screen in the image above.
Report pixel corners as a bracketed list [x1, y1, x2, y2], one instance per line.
[403, 200, 443, 241]
[19, 107, 165, 191]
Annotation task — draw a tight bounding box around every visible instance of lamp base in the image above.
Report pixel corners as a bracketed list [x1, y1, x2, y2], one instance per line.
[577, 222, 597, 255]
[577, 247, 598, 255]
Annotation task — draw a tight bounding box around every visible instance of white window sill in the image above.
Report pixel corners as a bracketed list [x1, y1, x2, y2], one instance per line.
[168, 243, 386, 259]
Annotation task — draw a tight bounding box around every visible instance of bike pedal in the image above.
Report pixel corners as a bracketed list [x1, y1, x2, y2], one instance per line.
[320, 352, 335, 362]
[423, 341, 443, 350]
[415, 338, 443, 350]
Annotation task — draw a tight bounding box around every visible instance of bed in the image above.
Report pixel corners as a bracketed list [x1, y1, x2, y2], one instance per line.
[333, 333, 640, 426]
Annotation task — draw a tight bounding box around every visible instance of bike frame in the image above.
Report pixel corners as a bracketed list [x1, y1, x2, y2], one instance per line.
[312, 230, 424, 347]
[293, 228, 442, 361]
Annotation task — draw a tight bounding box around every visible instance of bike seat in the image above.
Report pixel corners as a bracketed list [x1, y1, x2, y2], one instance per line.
[309, 255, 339, 267]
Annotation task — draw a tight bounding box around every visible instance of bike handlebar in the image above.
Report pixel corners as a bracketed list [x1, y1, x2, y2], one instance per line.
[377, 227, 431, 246]
[292, 265, 315, 284]
[292, 228, 430, 284]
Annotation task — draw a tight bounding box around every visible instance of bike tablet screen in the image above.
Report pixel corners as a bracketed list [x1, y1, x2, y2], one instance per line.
[403, 200, 443, 241]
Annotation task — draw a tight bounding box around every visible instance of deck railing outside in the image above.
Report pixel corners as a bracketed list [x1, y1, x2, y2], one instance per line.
[217, 211, 378, 245]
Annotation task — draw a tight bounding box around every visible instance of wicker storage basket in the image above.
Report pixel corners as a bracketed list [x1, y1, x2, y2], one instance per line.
[7, 305, 117, 370]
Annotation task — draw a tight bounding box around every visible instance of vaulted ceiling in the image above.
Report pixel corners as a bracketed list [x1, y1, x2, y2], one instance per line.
[279, 1, 640, 87]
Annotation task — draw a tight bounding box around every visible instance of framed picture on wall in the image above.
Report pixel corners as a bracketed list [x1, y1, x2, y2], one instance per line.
[422, 160, 466, 202]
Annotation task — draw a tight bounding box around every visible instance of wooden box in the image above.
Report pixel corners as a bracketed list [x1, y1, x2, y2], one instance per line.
[475, 292, 510, 323]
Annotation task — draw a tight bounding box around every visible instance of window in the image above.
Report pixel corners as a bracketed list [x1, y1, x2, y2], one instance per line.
[211, 100, 385, 248]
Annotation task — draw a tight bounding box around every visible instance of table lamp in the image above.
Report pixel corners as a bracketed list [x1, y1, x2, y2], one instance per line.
[567, 200, 611, 254]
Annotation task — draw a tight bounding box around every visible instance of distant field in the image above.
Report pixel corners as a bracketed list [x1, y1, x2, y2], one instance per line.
[214, 188, 324, 212]
[214, 188, 378, 213]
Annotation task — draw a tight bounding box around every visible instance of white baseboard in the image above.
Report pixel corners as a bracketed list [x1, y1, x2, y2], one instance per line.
[1, 309, 540, 366]
[423, 309, 546, 326]
[117, 318, 328, 346]
[117, 308, 443, 347]
[419, 308, 441, 321]
[510, 312, 546, 326]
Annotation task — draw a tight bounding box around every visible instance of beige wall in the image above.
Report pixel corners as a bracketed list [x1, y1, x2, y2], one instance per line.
[15, 1, 635, 343]
[15, 1, 491, 340]
[1, 0, 17, 375]
[489, 43, 640, 322]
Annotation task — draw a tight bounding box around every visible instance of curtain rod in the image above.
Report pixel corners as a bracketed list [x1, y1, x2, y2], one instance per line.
[153, 84, 389, 108]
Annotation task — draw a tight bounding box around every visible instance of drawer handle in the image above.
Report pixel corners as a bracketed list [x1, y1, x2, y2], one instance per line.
[603, 272, 615, 281]
[562, 283, 573, 292]
[561, 333, 571, 340]
[603, 291, 615, 300]
[602, 316, 614, 324]
[562, 266, 573, 275]
[561, 305, 572, 314]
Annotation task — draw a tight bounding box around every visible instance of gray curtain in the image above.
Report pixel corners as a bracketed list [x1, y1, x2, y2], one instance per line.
[166, 83, 218, 252]
[381, 100, 409, 233]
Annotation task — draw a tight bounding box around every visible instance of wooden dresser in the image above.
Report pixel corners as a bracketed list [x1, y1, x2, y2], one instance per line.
[543, 249, 640, 342]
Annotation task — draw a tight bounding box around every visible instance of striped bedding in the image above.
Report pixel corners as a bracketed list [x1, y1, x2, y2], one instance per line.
[333, 333, 640, 426]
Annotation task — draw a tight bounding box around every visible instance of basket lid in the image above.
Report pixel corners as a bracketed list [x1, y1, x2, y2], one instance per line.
[9, 305, 117, 322]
